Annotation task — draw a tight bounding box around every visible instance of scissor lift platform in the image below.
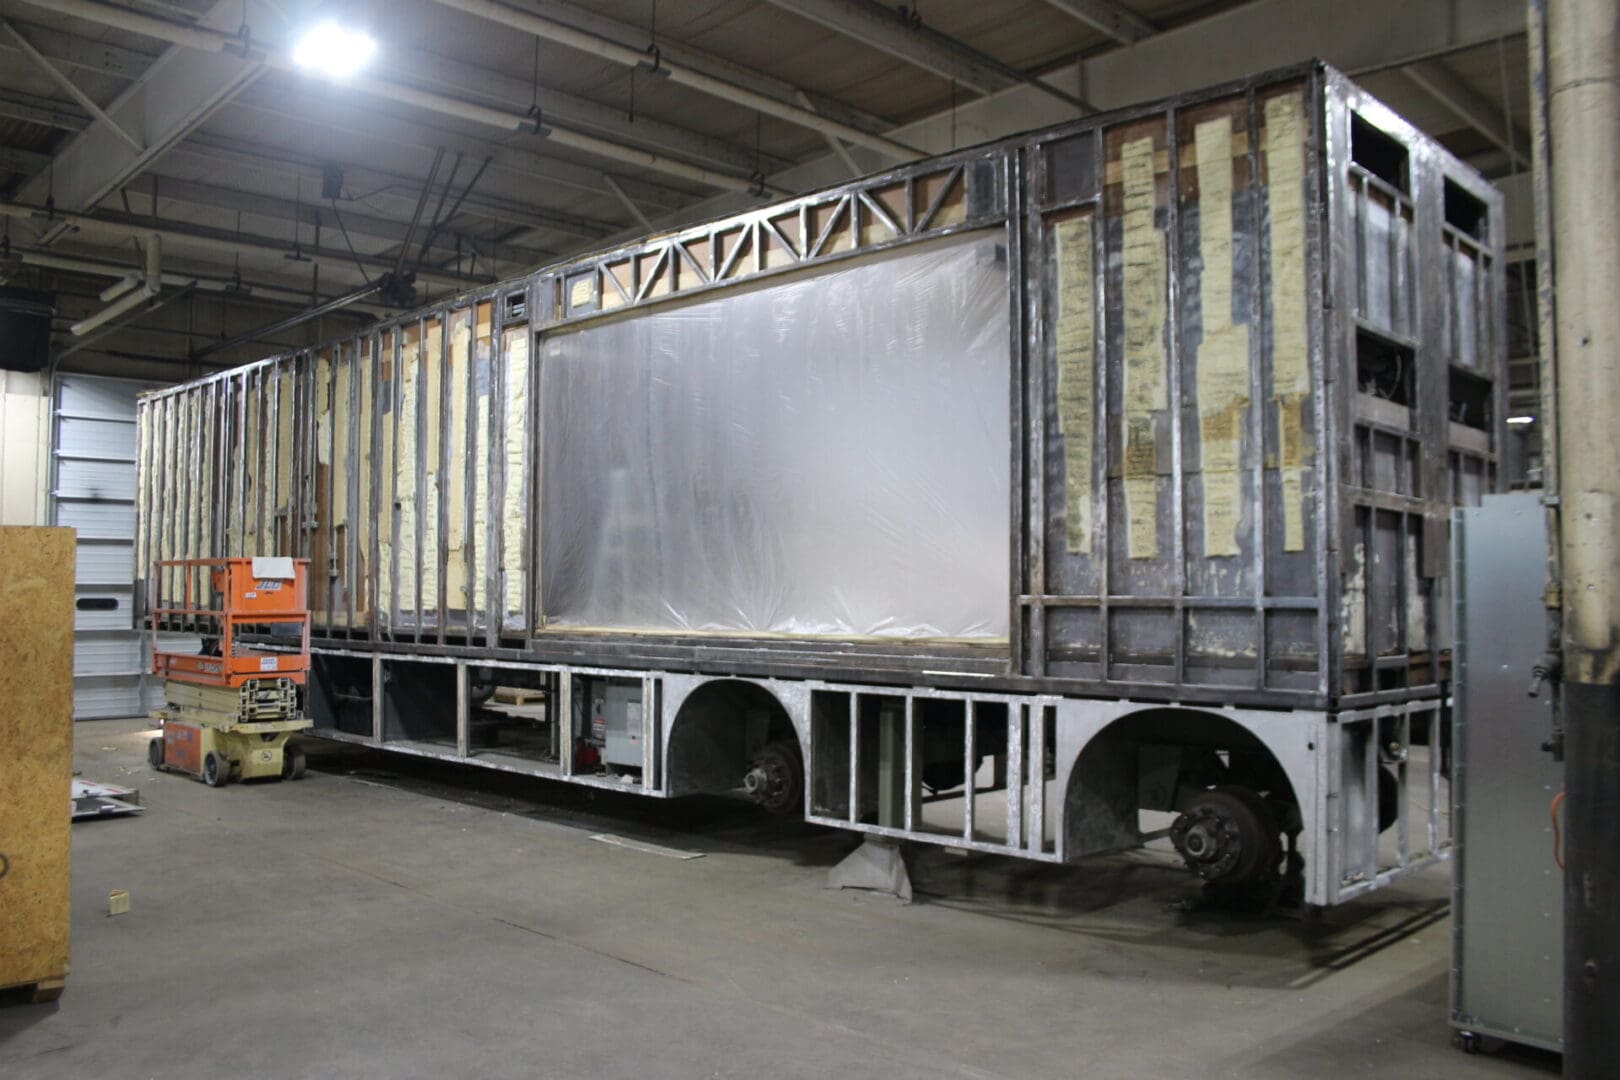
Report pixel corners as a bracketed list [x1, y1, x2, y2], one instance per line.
[147, 557, 313, 786]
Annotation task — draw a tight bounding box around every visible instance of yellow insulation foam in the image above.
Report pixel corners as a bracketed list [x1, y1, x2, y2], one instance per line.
[276, 370, 293, 525]
[1194, 116, 1251, 558]
[396, 335, 418, 615]
[1121, 135, 1168, 560]
[332, 356, 350, 525]
[240, 385, 257, 557]
[1052, 213, 1096, 555]
[422, 322, 442, 614]
[357, 350, 373, 619]
[136, 400, 150, 576]
[502, 330, 528, 617]
[1265, 92, 1311, 552]
[446, 316, 470, 613]
[316, 355, 331, 467]
[182, 396, 195, 587]
[198, 395, 213, 595]
[473, 340, 490, 617]
[161, 397, 176, 598]
[379, 347, 396, 620]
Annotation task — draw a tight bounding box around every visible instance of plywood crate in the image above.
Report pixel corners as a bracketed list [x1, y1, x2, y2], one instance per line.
[0, 526, 75, 1003]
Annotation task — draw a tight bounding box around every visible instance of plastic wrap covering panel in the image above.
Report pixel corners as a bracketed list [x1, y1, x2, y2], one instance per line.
[540, 237, 1010, 639]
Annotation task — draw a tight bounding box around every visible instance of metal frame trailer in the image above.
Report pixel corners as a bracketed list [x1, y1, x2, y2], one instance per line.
[136, 63, 1506, 908]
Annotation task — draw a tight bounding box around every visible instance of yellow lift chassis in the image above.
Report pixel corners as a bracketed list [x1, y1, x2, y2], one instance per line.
[149, 679, 313, 787]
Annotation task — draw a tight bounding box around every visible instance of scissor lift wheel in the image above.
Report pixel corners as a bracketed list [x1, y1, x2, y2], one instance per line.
[203, 751, 231, 787]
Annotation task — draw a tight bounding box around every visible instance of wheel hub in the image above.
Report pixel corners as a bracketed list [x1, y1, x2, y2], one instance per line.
[1169, 786, 1280, 885]
[1170, 806, 1243, 880]
[744, 742, 801, 815]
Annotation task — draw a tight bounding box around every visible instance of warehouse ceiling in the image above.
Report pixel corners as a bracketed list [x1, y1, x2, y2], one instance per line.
[0, 0, 1533, 379]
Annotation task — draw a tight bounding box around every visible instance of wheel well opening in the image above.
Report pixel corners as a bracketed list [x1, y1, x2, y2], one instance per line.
[1063, 708, 1300, 859]
[667, 680, 797, 799]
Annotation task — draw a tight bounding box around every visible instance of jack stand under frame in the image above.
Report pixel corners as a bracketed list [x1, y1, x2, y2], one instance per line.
[828, 838, 917, 902]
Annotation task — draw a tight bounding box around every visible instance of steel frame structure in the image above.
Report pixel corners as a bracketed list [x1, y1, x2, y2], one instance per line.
[136, 64, 1505, 906]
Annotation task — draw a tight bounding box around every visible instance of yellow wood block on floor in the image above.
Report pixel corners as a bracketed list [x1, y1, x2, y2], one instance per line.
[0, 527, 75, 1000]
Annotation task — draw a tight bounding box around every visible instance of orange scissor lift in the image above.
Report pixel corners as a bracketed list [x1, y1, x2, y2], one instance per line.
[147, 557, 314, 787]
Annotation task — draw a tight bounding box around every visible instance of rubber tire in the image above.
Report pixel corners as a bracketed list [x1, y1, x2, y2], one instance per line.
[282, 744, 307, 781]
[1376, 765, 1400, 834]
[147, 736, 164, 769]
[203, 750, 230, 788]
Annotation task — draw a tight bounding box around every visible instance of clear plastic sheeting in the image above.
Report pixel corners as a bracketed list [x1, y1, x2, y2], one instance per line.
[540, 237, 1011, 639]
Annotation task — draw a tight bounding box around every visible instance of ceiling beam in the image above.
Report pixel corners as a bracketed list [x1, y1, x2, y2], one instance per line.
[1076, 0, 1526, 109]
[13, 245, 392, 315]
[425, 0, 920, 159]
[0, 16, 156, 79]
[761, 0, 1019, 95]
[600, 174, 650, 232]
[382, 38, 789, 176]
[0, 87, 89, 131]
[172, 135, 623, 238]
[1401, 59, 1530, 171]
[0, 78, 690, 226]
[19, 0, 767, 194]
[0, 145, 50, 175]
[12, 0, 272, 244]
[122, 174, 556, 265]
[0, 18, 143, 152]
[1035, 0, 1157, 45]
[0, 23, 733, 212]
[0, 85, 621, 251]
[0, 200, 493, 290]
[214, 87, 672, 231]
[510, 0, 893, 136]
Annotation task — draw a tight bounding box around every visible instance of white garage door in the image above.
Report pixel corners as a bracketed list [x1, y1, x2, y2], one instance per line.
[51, 374, 165, 719]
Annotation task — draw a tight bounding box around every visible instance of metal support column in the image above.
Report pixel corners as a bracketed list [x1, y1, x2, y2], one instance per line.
[1545, 0, 1620, 1073]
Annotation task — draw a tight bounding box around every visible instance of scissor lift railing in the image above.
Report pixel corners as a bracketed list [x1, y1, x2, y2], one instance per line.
[151, 557, 310, 687]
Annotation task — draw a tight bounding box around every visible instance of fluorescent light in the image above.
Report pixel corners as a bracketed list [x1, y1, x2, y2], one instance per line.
[291, 20, 377, 79]
[1507, 415, 1535, 425]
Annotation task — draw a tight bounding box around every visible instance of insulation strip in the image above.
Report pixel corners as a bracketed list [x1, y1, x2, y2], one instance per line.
[396, 333, 419, 616]
[135, 400, 150, 579]
[1120, 136, 1167, 560]
[315, 355, 332, 467]
[1265, 93, 1311, 552]
[379, 343, 396, 624]
[332, 356, 350, 525]
[1194, 116, 1251, 558]
[258, 375, 274, 556]
[243, 382, 259, 559]
[1052, 213, 1096, 554]
[502, 329, 528, 617]
[446, 316, 470, 615]
[421, 322, 442, 616]
[161, 396, 176, 598]
[472, 318, 491, 617]
[198, 393, 212, 592]
[276, 369, 293, 547]
[357, 346, 373, 622]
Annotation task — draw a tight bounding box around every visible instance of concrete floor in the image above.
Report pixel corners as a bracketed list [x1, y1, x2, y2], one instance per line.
[1, 718, 1558, 1079]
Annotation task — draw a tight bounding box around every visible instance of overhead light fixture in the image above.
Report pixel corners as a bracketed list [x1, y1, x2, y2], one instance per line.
[291, 19, 377, 80]
[1507, 415, 1535, 425]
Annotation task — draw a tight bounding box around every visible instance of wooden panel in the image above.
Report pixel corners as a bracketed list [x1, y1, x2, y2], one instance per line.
[0, 526, 74, 999]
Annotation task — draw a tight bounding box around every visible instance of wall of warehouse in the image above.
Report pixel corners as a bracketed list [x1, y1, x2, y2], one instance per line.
[0, 369, 49, 526]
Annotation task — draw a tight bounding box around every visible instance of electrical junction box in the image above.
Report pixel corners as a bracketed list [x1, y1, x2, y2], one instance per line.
[592, 682, 643, 770]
